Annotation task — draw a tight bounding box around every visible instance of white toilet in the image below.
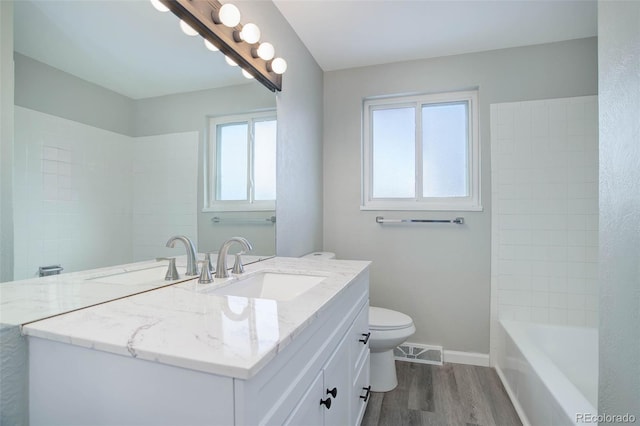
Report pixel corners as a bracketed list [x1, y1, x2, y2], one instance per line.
[368, 306, 416, 392]
[302, 252, 416, 392]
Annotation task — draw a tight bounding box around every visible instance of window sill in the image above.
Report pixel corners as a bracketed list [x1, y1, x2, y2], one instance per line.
[203, 205, 275, 213]
[360, 203, 483, 212]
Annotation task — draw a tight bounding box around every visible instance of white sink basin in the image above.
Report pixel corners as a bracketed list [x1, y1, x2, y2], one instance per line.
[209, 272, 326, 301]
[87, 265, 187, 285]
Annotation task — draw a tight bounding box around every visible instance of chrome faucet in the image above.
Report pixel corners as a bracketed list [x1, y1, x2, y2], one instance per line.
[165, 235, 198, 276]
[215, 237, 253, 279]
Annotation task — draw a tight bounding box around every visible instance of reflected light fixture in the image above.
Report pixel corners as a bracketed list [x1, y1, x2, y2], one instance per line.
[179, 20, 198, 36]
[204, 39, 219, 52]
[154, 0, 285, 91]
[150, 0, 169, 12]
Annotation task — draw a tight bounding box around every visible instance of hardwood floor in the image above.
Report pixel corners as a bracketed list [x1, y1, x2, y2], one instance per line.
[361, 361, 522, 426]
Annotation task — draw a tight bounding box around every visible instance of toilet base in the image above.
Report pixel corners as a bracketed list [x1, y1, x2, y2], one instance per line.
[370, 349, 398, 392]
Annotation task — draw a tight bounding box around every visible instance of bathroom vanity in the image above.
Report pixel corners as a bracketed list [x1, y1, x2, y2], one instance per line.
[23, 257, 371, 425]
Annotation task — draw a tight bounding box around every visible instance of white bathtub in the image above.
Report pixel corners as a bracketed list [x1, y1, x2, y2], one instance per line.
[496, 320, 598, 426]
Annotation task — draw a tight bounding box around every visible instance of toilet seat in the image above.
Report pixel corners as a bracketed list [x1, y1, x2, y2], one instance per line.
[369, 307, 414, 330]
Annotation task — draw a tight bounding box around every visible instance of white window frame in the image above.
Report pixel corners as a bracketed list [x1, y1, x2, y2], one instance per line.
[362, 90, 481, 211]
[204, 110, 276, 212]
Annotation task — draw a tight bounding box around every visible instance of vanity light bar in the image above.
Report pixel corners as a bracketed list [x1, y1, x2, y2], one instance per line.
[159, 0, 283, 92]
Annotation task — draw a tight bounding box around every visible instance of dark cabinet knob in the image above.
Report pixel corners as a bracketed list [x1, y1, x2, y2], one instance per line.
[359, 332, 371, 344]
[360, 385, 372, 402]
[320, 397, 332, 409]
[326, 387, 337, 398]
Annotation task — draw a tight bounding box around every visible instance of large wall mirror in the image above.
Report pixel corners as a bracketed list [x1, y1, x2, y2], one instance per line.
[11, 0, 277, 281]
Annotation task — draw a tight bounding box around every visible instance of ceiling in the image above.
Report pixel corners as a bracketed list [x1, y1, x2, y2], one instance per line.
[273, 0, 598, 71]
[14, 0, 252, 99]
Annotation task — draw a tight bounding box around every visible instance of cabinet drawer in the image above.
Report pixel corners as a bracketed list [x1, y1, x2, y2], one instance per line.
[348, 303, 369, 373]
[352, 353, 371, 426]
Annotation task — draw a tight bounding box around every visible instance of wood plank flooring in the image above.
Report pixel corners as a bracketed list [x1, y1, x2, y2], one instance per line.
[362, 361, 522, 426]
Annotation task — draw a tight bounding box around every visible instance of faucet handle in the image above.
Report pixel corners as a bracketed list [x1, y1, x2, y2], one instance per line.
[232, 252, 245, 275]
[156, 257, 179, 281]
[204, 252, 216, 274]
[198, 260, 213, 284]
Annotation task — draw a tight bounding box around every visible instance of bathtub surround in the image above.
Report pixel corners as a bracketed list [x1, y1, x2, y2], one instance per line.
[132, 133, 198, 262]
[490, 96, 599, 329]
[598, 0, 640, 419]
[12, 106, 199, 279]
[13, 107, 133, 279]
[323, 37, 597, 355]
[490, 96, 599, 425]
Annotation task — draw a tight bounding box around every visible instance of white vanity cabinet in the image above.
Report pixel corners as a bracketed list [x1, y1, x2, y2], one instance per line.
[27, 264, 371, 426]
[284, 305, 366, 426]
[232, 270, 370, 425]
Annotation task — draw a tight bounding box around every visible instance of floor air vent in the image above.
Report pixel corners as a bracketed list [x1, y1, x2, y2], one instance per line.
[394, 343, 443, 365]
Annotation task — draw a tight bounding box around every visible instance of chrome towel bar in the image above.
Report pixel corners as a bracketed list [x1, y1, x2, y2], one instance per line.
[375, 216, 464, 225]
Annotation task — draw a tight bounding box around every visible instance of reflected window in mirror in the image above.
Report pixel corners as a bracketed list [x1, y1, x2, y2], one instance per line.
[206, 111, 276, 212]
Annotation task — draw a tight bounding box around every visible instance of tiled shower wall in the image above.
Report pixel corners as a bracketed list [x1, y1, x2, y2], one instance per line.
[131, 132, 198, 262]
[13, 107, 197, 279]
[14, 107, 133, 279]
[490, 96, 598, 328]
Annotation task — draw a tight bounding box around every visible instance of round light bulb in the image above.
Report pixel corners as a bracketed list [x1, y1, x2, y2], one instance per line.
[225, 56, 238, 67]
[270, 57, 287, 74]
[219, 3, 241, 27]
[256, 42, 275, 61]
[179, 20, 198, 36]
[240, 23, 261, 44]
[150, 0, 169, 12]
[204, 39, 219, 52]
[242, 69, 254, 79]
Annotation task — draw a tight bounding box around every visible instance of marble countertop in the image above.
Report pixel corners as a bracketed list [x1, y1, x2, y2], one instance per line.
[21, 257, 370, 379]
[0, 254, 269, 329]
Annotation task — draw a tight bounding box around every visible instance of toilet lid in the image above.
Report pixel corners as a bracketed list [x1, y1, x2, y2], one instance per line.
[369, 307, 414, 330]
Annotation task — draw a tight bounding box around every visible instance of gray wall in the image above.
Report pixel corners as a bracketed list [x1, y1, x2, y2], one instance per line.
[598, 1, 640, 419]
[0, 1, 14, 285]
[239, 1, 324, 257]
[323, 38, 598, 353]
[14, 53, 134, 136]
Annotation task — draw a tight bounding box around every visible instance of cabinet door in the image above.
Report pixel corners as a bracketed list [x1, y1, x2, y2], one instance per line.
[284, 371, 324, 426]
[352, 354, 371, 426]
[323, 335, 351, 425]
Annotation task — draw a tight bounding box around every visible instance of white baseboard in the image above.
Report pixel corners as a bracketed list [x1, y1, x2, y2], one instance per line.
[442, 350, 490, 367]
[495, 365, 530, 426]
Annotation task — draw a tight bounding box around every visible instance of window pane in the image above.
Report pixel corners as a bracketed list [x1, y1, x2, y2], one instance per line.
[254, 119, 277, 201]
[422, 102, 469, 197]
[372, 107, 415, 198]
[217, 123, 248, 201]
